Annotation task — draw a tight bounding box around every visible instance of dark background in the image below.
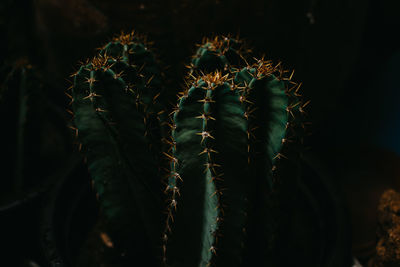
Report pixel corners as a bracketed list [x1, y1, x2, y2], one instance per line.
[0, 0, 399, 266]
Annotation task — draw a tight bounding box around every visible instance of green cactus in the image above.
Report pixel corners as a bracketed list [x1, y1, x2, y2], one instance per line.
[162, 36, 306, 266]
[163, 71, 248, 267]
[70, 32, 165, 264]
[70, 32, 307, 267]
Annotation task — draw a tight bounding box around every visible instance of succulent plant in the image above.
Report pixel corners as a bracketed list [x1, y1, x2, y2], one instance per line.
[70, 32, 166, 264]
[70, 32, 308, 267]
[162, 36, 307, 267]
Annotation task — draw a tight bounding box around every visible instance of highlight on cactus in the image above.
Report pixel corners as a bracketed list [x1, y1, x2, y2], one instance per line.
[68, 32, 309, 266]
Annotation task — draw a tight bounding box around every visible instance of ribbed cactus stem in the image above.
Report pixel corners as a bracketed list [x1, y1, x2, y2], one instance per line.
[70, 32, 165, 264]
[164, 72, 250, 267]
[164, 34, 307, 265]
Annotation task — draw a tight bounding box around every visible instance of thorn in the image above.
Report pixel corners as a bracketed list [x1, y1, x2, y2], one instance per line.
[301, 100, 311, 109]
[166, 123, 177, 130]
[95, 107, 107, 113]
[210, 246, 217, 255]
[113, 70, 124, 79]
[153, 92, 161, 102]
[289, 69, 295, 80]
[83, 92, 101, 101]
[69, 70, 80, 78]
[68, 126, 79, 137]
[294, 82, 303, 96]
[210, 190, 222, 198]
[199, 147, 218, 157]
[210, 173, 224, 182]
[239, 95, 254, 105]
[146, 75, 155, 86]
[170, 199, 177, 210]
[198, 96, 215, 103]
[138, 62, 147, 73]
[195, 113, 216, 122]
[172, 186, 180, 196]
[171, 171, 183, 182]
[196, 131, 215, 143]
[204, 162, 221, 173]
[163, 152, 178, 164]
[273, 153, 288, 160]
[286, 106, 295, 118]
[100, 232, 114, 248]
[85, 77, 97, 85]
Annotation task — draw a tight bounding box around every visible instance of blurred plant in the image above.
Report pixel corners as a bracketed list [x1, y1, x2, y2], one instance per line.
[0, 59, 72, 210]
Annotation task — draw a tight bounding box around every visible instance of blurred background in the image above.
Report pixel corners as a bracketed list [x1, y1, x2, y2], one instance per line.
[0, 0, 399, 266]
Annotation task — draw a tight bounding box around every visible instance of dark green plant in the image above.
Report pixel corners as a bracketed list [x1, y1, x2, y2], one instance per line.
[70, 32, 165, 264]
[0, 60, 71, 209]
[70, 33, 308, 267]
[162, 36, 307, 267]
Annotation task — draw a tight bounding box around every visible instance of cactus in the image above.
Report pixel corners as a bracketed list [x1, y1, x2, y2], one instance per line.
[70, 32, 165, 264]
[70, 32, 308, 266]
[162, 36, 307, 267]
